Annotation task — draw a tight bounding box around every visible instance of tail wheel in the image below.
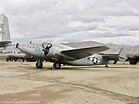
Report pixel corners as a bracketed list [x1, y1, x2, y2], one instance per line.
[53, 62, 61, 69]
[113, 60, 117, 64]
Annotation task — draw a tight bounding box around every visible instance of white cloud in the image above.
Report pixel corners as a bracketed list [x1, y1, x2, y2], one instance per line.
[0, 0, 139, 45]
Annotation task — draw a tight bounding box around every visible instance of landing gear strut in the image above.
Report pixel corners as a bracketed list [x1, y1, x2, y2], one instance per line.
[53, 62, 61, 69]
[36, 59, 43, 68]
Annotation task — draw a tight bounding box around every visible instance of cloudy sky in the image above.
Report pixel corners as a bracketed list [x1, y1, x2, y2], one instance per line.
[0, 0, 139, 45]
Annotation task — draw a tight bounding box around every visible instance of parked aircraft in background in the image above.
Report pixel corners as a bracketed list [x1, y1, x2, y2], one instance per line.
[0, 14, 11, 48]
[16, 42, 109, 69]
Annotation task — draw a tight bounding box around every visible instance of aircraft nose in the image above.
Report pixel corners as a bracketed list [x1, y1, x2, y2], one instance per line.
[16, 43, 19, 48]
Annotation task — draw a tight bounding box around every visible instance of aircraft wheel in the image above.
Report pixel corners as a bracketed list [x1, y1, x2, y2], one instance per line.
[105, 64, 108, 67]
[36, 61, 43, 68]
[53, 63, 61, 69]
[113, 60, 117, 64]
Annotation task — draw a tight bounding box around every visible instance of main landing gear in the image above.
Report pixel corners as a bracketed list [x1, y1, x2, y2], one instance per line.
[35, 60, 61, 69]
[36, 59, 43, 68]
[53, 62, 61, 69]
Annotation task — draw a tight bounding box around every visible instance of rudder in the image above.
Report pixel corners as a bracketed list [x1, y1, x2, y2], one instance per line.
[0, 14, 11, 42]
[118, 47, 126, 62]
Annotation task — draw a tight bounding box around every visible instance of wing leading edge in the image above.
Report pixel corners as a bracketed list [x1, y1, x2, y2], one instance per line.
[61, 46, 109, 59]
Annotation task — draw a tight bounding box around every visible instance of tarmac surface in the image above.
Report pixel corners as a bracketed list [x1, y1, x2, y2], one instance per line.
[0, 61, 139, 104]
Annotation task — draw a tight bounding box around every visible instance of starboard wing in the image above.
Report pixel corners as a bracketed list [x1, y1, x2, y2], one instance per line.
[61, 46, 109, 59]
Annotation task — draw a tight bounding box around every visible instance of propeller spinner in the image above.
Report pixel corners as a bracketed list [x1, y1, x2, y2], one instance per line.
[42, 43, 52, 55]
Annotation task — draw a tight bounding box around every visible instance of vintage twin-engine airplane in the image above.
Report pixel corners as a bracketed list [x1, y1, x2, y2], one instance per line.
[0, 14, 11, 48]
[16, 42, 109, 69]
[16, 42, 126, 69]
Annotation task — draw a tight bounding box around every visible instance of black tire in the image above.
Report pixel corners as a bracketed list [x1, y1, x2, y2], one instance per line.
[53, 63, 61, 69]
[36, 61, 43, 68]
[113, 60, 117, 64]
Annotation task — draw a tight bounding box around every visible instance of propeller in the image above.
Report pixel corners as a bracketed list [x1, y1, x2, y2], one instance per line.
[42, 43, 52, 56]
[15, 43, 19, 48]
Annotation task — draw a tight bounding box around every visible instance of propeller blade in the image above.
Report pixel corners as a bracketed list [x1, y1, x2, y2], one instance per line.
[16, 43, 19, 48]
[42, 44, 45, 48]
[42, 43, 52, 56]
[47, 43, 52, 49]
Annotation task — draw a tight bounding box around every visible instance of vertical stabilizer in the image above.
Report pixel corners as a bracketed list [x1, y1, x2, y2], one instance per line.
[118, 47, 126, 62]
[0, 14, 11, 41]
[0, 14, 11, 48]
